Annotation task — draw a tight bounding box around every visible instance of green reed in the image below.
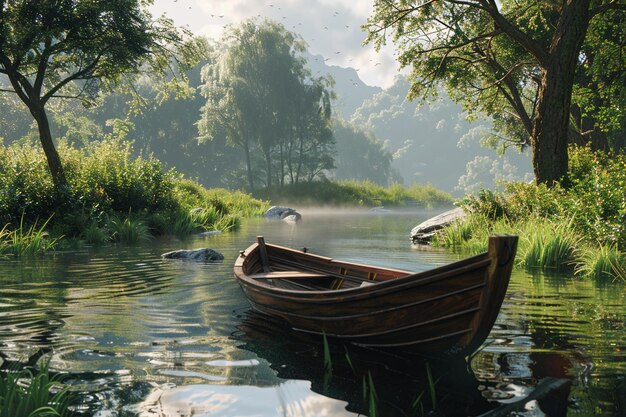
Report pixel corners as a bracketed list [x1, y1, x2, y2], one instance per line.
[0, 216, 59, 256]
[109, 213, 152, 244]
[575, 244, 626, 281]
[518, 221, 579, 271]
[0, 362, 73, 417]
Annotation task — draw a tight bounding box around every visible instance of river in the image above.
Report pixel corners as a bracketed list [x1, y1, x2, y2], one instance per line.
[0, 209, 624, 416]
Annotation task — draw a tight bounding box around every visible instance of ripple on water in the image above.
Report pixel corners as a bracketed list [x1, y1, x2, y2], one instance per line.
[0, 213, 625, 416]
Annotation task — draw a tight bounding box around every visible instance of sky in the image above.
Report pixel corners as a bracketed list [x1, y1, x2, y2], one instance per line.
[149, 0, 402, 88]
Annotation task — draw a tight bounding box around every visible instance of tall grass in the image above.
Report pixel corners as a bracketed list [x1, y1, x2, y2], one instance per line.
[519, 222, 579, 271]
[0, 363, 73, 417]
[80, 223, 109, 245]
[0, 217, 59, 256]
[575, 245, 625, 281]
[109, 213, 152, 244]
[433, 215, 516, 255]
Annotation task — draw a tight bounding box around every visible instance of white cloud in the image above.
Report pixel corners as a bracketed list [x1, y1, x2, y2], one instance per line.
[150, 0, 401, 88]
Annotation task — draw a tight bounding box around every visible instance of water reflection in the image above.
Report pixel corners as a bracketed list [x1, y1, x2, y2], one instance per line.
[235, 311, 495, 416]
[140, 380, 352, 417]
[0, 210, 624, 416]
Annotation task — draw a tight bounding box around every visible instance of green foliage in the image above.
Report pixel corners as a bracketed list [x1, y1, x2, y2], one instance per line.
[565, 147, 626, 248]
[109, 213, 152, 244]
[437, 147, 626, 278]
[333, 119, 393, 185]
[0, 0, 204, 185]
[80, 223, 109, 245]
[0, 363, 73, 417]
[456, 147, 626, 249]
[575, 245, 625, 281]
[365, 0, 626, 184]
[255, 180, 453, 207]
[0, 140, 268, 250]
[519, 223, 579, 271]
[0, 217, 59, 256]
[199, 19, 335, 190]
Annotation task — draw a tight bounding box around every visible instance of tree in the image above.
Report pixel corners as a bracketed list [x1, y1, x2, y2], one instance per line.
[366, 0, 626, 185]
[0, 0, 202, 186]
[333, 119, 393, 185]
[199, 19, 335, 190]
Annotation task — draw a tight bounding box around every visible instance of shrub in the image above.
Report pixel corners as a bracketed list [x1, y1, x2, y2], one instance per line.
[0, 140, 268, 249]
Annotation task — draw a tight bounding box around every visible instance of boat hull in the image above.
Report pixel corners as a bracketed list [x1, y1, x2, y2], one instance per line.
[234, 235, 517, 356]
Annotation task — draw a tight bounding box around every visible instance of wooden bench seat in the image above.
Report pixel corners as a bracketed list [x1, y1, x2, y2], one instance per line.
[248, 271, 331, 280]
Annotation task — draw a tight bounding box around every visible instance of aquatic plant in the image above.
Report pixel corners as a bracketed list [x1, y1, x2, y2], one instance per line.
[425, 362, 437, 411]
[109, 213, 152, 244]
[575, 244, 626, 281]
[167, 211, 198, 236]
[80, 223, 109, 245]
[519, 222, 579, 271]
[0, 362, 73, 417]
[211, 214, 241, 232]
[0, 217, 59, 256]
[367, 371, 379, 417]
[322, 333, 332, 376]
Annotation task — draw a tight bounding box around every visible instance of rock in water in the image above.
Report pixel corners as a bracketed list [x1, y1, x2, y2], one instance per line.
[161, 248, 224, 261]
[264, 206, 302, 221]
[280, 211, 302, 222]
[411, 207, 467, 244]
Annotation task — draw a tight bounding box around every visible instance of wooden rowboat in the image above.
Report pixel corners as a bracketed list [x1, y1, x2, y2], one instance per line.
[234, 235, 518, 356]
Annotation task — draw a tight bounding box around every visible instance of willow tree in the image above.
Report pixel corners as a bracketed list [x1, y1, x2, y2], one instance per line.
[366, 0, 626, 185]
[0, 0, 202, 186]
[199, 19, 335, 190]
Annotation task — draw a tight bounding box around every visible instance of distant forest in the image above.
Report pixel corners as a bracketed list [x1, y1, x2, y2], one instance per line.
[0, 19, 532, 195]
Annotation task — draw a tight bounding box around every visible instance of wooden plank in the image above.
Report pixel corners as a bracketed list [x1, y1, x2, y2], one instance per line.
[256, 236, 271, 272]
[269, 256, 371, 285]
[249, 271, 330, 280]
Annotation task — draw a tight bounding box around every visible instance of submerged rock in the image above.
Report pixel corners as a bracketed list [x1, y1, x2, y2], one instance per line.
[161, 248, 224, 261]
[411, 207, 467, 244]
[264, 206, 302, 221]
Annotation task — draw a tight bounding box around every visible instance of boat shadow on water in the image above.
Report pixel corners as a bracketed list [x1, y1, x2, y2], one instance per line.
[233, 311, 571, 417]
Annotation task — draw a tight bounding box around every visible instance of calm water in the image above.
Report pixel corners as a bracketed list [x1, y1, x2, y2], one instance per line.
[1, 209, 625, 416]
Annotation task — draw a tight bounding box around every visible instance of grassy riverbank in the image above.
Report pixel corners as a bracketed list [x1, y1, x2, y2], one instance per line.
[255, 180, 453, 208]
[0, 140, 269, 253]
[434, 146, 626, 281]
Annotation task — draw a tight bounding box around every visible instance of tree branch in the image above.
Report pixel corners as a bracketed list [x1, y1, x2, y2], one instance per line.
[473, 0, 549, 66]
[41, 50, 107, 104]
[591, 1, 626, 16]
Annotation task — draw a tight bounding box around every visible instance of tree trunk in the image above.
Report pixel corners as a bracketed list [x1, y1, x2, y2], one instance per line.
[30, 104, 67, 187]
[243, 142, 254, 192]
[264, 146, 272, 188]
[531, 0, 591, 185]
[279, 141, 285, 188]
